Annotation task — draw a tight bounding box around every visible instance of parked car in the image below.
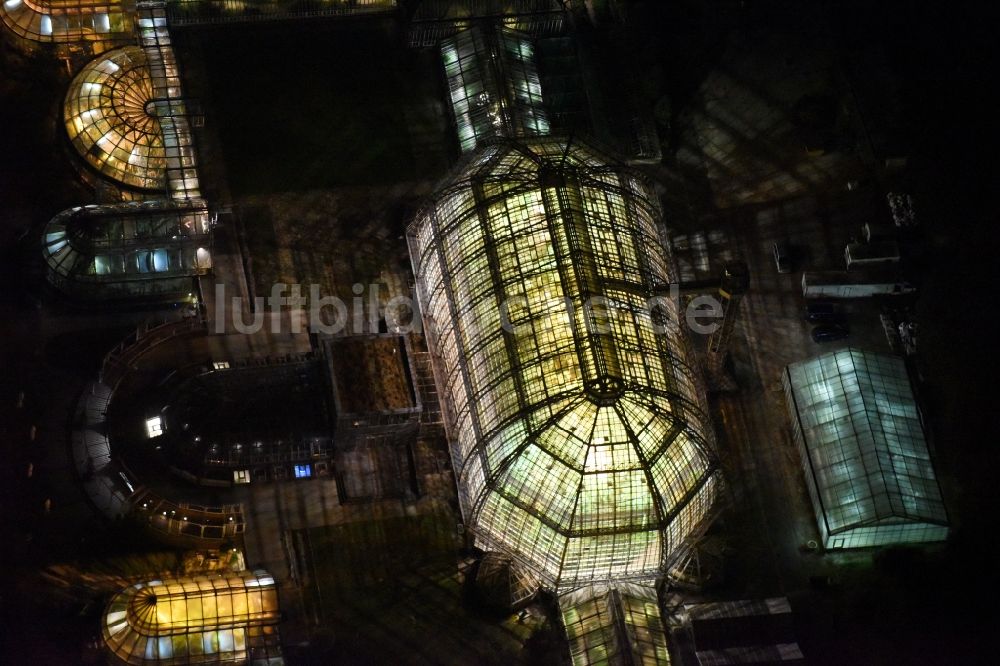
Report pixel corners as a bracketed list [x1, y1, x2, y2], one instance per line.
[811, 324, 850, 343]
[773, 241, 792, 273]
[805, 301, 841, 323]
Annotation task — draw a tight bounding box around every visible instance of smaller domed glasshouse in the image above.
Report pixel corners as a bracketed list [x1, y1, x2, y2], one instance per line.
[64, 45, 167, 194]
[102, 570, 282, 664]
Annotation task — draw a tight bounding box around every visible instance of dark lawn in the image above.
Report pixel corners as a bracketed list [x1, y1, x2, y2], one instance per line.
[298, 507, 534, 665]
[192, 20, 448, 194]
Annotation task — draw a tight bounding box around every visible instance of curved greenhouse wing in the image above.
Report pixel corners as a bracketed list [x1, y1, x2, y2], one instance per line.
[102, 570, 281, 664]
[64, 45, 167, 193]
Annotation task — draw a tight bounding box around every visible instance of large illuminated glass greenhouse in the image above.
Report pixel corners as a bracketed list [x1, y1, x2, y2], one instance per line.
[409, 139, 721, 591]
[784, 349, 948, 549]
[64, 45, 167, 194]
[42, 199, 211, 299]
[102, 570, 282, 664]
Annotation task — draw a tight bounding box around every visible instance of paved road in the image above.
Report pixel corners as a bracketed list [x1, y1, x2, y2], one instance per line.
[673, 180, 895, 601]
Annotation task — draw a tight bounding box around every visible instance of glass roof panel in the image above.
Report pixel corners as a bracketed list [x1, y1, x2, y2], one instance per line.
[64, 45, 166, 192]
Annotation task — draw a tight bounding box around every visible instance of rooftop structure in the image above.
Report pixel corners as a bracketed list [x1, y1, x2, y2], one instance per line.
[102, 569, 282, 664]
[165, 0, 396, 26]
[153, 355, 334, 484]
[322, 335, 423, 501]
[64, 45, 167, 194]
[409, 0, 565, 46]
[136, 3, 203, 201]
[74, 321, 247, 543]
[783, 349, 948, 549]
[409, 138, 720, 591]
[326, 335, 419, 415]
[685, 597, 804, 666]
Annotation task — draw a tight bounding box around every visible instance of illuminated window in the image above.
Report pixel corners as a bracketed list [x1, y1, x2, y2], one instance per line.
[233, 469, 250, 484]
[145, 416, 164, 438]
[213, 361, 230, 370]
[294, 464, 312, 479]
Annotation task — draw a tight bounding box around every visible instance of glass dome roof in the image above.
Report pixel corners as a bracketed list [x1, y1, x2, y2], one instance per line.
[64, 45, 167, 192]
[409, 139, 721, 589]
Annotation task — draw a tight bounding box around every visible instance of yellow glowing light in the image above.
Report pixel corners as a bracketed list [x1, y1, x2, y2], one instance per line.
[102, 571, 280, 663]
[63, 46, 166, 191]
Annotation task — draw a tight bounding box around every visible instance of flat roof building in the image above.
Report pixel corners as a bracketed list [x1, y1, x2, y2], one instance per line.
[685, 597, 804, 666]
[783, 349, 948, 549]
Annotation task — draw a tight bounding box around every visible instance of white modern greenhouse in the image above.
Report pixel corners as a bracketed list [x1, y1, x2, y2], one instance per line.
[784, 349, 948, 549]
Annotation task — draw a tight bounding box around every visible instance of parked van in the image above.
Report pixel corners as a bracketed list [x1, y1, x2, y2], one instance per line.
[802, 270, 915, 298]
[844, 240, 900, 270]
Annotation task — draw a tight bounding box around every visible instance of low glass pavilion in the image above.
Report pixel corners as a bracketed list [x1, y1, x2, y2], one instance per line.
[783, 349, 948, 549]
[166, 0, 396, 25]
[42, 199, 211, 299]
[409, 138, 721, 591]
[64, 45, 167, 195]
[0, 0, 133, 50]
[102, 569, 282, 664]
[409, 0, 566, 46]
